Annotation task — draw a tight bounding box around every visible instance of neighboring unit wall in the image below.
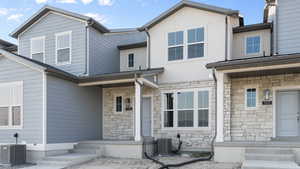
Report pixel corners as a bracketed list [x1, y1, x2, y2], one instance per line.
[46, 75, 102, 143]
[120, 47, 147, 72]
[0, 57, 43, 144]
[276, 0, 300, 54]
[232, 29, 271, 60]
[18, 12, 87, 75]
[228, 73, 300, 141]
[149, 6, 237, 83]
[89, 28, 146, 75]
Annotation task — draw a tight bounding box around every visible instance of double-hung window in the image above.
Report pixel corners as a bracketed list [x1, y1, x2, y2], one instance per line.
[0, 82, 23, 129]
[163, 89, 209, 129]
[246, 36, 261, 55]
[128, 53, 134, 68]
[31, 36, 45, 62]
[246, 88, 257, 108]
[168, 31, 184, 61]
[56, 31, 71, 65]
[188, 28, 205, 58]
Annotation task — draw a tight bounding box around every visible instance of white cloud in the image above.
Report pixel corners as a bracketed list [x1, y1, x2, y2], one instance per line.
[85, 13, 107, 23]
[7, 14, 23, 21]
[0, 8, 8, 16]
[36, 0, 49, 4]
[81, 0, 93, 4]
[56, 0, 77, 3]
[98, 0, 114, 6]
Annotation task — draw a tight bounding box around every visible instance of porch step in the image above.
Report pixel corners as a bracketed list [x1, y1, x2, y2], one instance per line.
[245, 153, 295, 161]
[72, 142, 104, 156]
[242, 160, 300, 169]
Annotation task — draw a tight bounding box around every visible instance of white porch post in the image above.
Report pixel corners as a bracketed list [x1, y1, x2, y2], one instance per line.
[134, 80, 142, 141]
[216, 71, 225, 142]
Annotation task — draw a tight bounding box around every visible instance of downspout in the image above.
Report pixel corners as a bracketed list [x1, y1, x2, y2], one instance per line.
[266, 1, 278, 55]
[225, 16, 228, 61]
[145, 28, 151, 69]
[84, 23, 89, 75]
[211, 68, 218, 155]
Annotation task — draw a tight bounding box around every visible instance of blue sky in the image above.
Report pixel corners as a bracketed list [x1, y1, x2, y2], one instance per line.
[0, 0, 265, 43]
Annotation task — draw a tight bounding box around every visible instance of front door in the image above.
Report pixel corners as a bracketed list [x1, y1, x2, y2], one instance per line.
[142, 97, 152, 137]
[277, 91, 300, 137]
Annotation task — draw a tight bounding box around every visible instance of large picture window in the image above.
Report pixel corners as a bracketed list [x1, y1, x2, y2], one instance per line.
[163, 89, 209, 129]
[0, 82, 23, 129]
[56, 31, 71, 65]
[168, 31, 184, 61]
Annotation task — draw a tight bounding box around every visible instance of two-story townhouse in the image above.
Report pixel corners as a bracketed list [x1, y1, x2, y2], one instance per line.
[206, 0, 300, 168]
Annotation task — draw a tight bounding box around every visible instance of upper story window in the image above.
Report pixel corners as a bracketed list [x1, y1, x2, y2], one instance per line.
[31, 36, 45, 62]
[163, 89, 209, 129]
[188, 28, 204, 59]
[246, 36, 261, 55]
[56, 31, 71, 65]
[0, 82, 23, 129]
[246, 88, 257, 108]
[168, 31, 184, 61]
[128, 53, 134, 68]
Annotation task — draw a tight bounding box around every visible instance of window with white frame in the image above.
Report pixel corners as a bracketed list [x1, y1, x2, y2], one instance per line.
[31, 37, 45, 62]
[188, 28, 205, 59]
[0, 82, 23, 128]
[56, 31, 71, 65]
[246, 36, 261, 55]
[163, 89, 209, 128]
[116, 96, 123, 112]
[128, 53, 134, 68]
[168, 31, 184, 61]
[246, 88, 257, 108]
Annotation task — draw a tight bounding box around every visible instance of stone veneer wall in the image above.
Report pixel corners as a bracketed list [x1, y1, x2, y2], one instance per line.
[103, 86, 153, 140]
[228, 73, 300, 141]
[153, 80, 216, 150]
[103, 80, 216, 150]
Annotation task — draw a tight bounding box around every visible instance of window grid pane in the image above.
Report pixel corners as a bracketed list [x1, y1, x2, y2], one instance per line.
[178, 110, 194, 127]
[246, 36, 260, 54]
[177, 92, 194, 109]
[188, 43, 204, 58]
[164, 111, 174, 127]
[116, 96, 122, 112]
[246, 89, 256, 107]
[57, 34, 70, 49]
[188, 28, 204, 43]
[12, 106, 21, 126]
[0, 107, 9, 126]
[198, 109, 208, 127]
[168, 46, 183, 61]
[57, 48, 70, 63]
[31, 38, 44, 54]
[128, 54, 134, 67]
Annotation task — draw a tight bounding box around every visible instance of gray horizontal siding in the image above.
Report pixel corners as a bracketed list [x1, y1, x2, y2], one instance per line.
[89, 28, 147, 75]
[46, 75, 102, 143]
[0, 57, 43, 144]
[19, 12, 87, 75]
[277, 0, 300, 54]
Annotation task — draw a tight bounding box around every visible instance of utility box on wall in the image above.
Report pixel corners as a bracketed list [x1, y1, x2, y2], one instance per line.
[0, 145, 26, 166]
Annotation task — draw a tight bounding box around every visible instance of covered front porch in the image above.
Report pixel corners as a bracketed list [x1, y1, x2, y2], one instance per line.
[207, 54, 300, 163]
[76, 68, 163, 158]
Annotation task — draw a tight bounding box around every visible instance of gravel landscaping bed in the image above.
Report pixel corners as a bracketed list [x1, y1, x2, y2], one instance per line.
[67, 157, 241, 169]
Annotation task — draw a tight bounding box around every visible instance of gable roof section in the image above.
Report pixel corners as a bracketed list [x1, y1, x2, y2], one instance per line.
[233, 23, 272, 33]
[0, 49, 78, 82]
[10, 5, 109, 38]
[139, 0, 239, 31]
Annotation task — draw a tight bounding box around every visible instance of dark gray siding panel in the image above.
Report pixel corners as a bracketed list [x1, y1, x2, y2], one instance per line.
[0, 57, 43, 144]
[277, 0, 300, 54]
[89, 28, 147, 75]
[46, 75, 102, 143]
[19, 13, 87, 75]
